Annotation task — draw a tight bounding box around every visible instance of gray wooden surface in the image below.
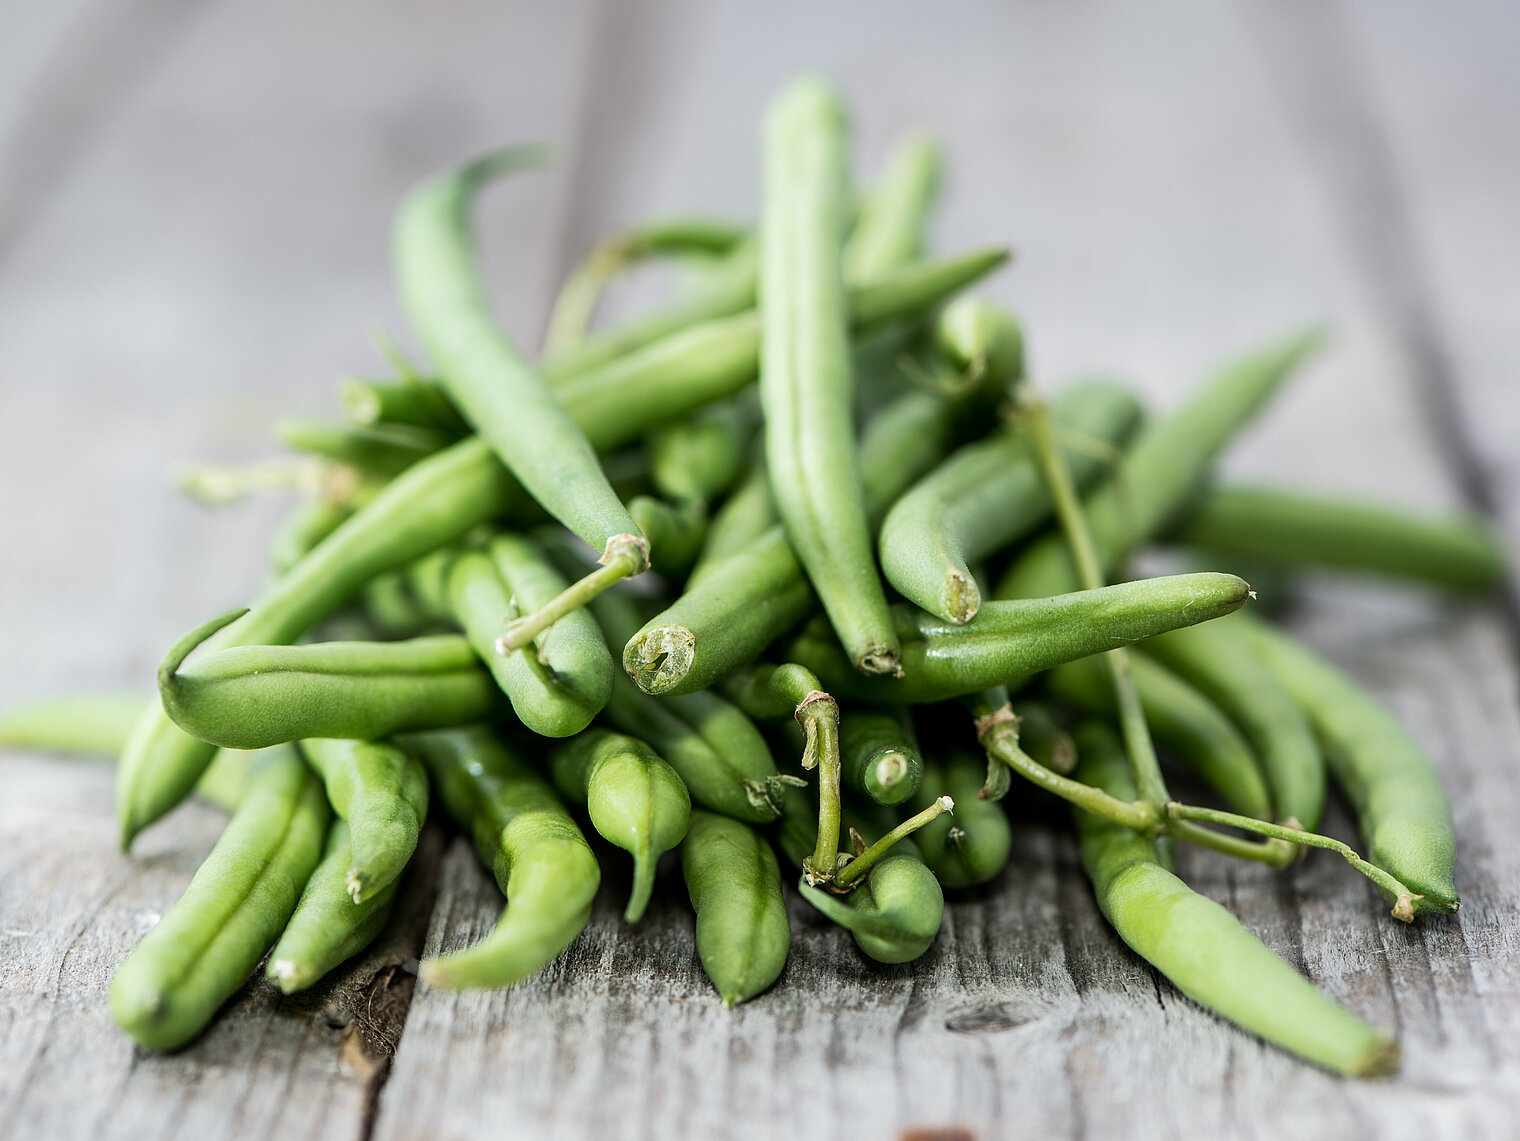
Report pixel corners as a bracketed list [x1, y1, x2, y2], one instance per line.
[1, 2, 1517, 1138]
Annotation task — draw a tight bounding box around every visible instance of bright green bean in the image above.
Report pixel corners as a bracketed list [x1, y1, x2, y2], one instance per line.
[158, 610, 496, 750]
[1239, 614, 1458, 914]
[1172, 483, 1507, 593]
[297, 737, 428, 902]
[1145, 616, 1325, 828]
[839, 706, 922, 806]
[400, 724, 600, 988]
[629, 495, 708, 579]
[682, 810, 789, 1006]
[267, 820, 399, 994]
[844, 132, 941, 282]
[268, 494, 354, 577]
[339, 374, 467, 434]
[797, 841, 944, 965]
[1073, 721, 1398, 1076]
[787, 572, 1253, 704]
[361, 571, 434, 637]
[276, 418, 448, 477]
[687, 456, 775, 585]
[0, 692, 147, 756]
[550, 728, 690, 923]
[995, 328, 1326, 600]
[110, 745, 329, 1050]
[880, 380, 1143, 623]
[648, 399, 755, 508]
[910, 753, 1012, 888]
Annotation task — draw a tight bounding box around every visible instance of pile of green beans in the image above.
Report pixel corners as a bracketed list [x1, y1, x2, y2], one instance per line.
[2, 75, 1500, 1074]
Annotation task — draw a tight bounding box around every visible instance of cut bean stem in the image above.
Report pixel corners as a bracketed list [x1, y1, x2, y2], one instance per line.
[495, 534, 648, 654]
[833, 795, 953, 890]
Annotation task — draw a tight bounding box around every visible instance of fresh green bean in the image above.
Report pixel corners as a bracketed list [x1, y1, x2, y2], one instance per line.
[797, 840, 944, 965]
[267, 820, 399, 994]
[839, 706, 922, 806]
[681, 810, 790, 1006]
[760, 78, 897, 675]
[119, 435, 520, 848]
[361, 571, 434, 637]
[446, 535, 613, 737]
[195, 747, 257, 813]
[787, 572, 1253, 704]
[880, 380, 1143, 623]
[268, 494, 354, 577]
[1072, 721, 1398, 1076]
[995, 328, 1326, 600]
[400, 724, 600, 988]
[1145, 617, 1324, 828]
[628, 495, 708, 579]
[550, 728, 691, 923]
[648, 399, 755, 508]
[158, 610, 496, 750]
[1172, 483, 1508, 593]
[910, 753, 1012, 888]
[1048, 652, 1273, 822]
[276, 418, 449, 477]
[1009, 700, 1076, 775]
[844, 132, 941, 282]
[933, 295, 1025, 390]
[110, 745, 329, 1050]
[339, 374, 468, 434]
[394, 146, 647, 576]
[0, 692, 147, 756]
[1239, 614, 1458, 914]
[297, 737, 428, 902]
[687, 456, 775, 585]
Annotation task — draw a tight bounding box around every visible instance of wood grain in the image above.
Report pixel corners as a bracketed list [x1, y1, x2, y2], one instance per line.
[0, 1, 1517, 1138]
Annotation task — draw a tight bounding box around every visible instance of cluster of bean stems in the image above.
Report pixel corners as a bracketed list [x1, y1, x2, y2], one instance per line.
[3, 77, 1503, 1076]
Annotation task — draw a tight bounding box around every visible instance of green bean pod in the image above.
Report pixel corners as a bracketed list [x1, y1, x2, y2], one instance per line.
[276, 418, 449, 477]
[339, 374, 468, 434]
[910, 753, 1012, 888]
[361, 571, 434, 637]
[394, 146, 645, 565]
[1009, 700, 1077, 775]
[648, 399, 755, 508]
[118, 435, 520, 848]
[0, 691, 148, 756]
[1239, 614, 1458, 914]
[1048, 651, 1272, 821]
[158, 611, 496, 750]
[995, 328, 1326, 600]
[844, 132, 941, 282]
[1172, 483, 1508, 593]
[933, 295, 1025, 388]
[880, 379, 1143, 623]
[788, 572, 1253, 704]
[760, 78, 897, 675]
[682, 810, 790, 1006]
[109, 745, 329, 1050]
[797, 843, 943, 965]
[195, 747, 257, 812]
[401, 724, 600, 989]
[687, 457, 776, 585]
[840, 706, 922, 806]
[267, 820, 400, 994]
[268, 494, 354, 577]
[297, 737, 428, 902]
[1072, 721, 1398, 1076]
[1145, 617, 1324, 828]
[550, 728, 691, 923]
[629, 496, 708, 579]
[444, 535, 614, 738]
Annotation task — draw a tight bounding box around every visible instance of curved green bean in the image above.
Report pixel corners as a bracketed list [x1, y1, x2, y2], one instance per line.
[550, 728, 691, 923]
[682, 810, 790, 1006]
[400, 724, 600, 988]
[110, 745, 329, 1050]
[839, 706, 922, 806]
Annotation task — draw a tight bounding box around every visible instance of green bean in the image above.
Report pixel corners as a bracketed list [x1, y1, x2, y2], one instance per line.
[1048, 652, 1272, 822]
[445, 535, 613, 738]
[760, 79, 897, 675]
[394, 146, 647, 577]
[995, 328, 1326, 600]
[268, 493, 354, 577]
[276, 418, 449, 477]
[628, 496, 708, 579]
[844, 132, 941, 282]
[267, 820, 399, 994]
[339, 374, 468, 434]
[933, 295, 1025, 389]
[557, 245, 1009, 457]
[542, 237, 759, 384]
[787, 571, 1253, 704]
[1072, 721, 1398, 1076]
[681, 810, 789, 1006]
[687, 457, 775, 585]
[361, 571, 434, 637]
[909, 753, 1012, 888]
[1145, 617, 1324, 828]
[297, 737, 428, 902]
[1172, 483, 1507, 593]
[1239, 613, 1458, 914]
[0, 691, 147, 756]
[625, 384, 968, 697]
[195, 747, 256, 812]
[1009, 700, 1077, 775]
[399, 724, 600, 988]
[110, 745, 329, 1050]
[880, 380, 1143, 623]
[648, 399, 755, 508]
[119, 435, 520, 848]
[550, 728, 690, 923]
[839, 706, 922, 806]
[796, 839, 944, 964]
[158, 610, 496, 750]
[544, 217, 749, 356]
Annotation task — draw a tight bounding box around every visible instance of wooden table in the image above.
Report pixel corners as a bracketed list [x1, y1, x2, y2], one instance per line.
[3, 2, 1518, 1138]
